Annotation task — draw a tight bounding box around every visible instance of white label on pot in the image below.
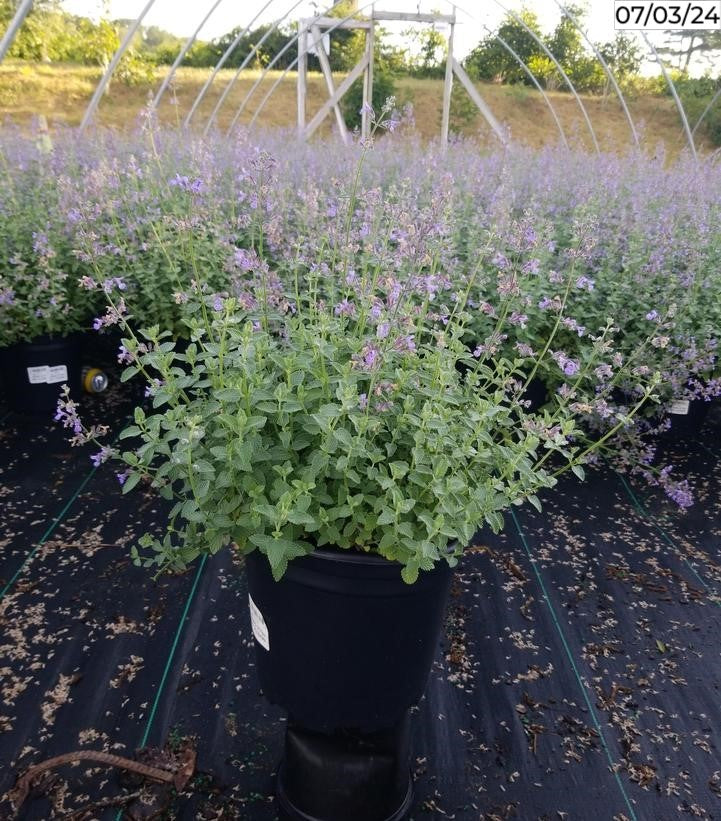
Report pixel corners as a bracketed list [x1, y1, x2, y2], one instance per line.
[248, 594, 270, 651]
[670, 400, 690, 416]
[47, 365, 68, 384]
[27, 366, 49, 384]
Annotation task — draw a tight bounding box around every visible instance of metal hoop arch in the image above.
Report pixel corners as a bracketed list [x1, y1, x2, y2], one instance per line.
[203, 0, 313, 137]
[553, 2, 640, 149]
[236, 2, 568, 149]
[692, 84, 721, 137]
[151, 0, 228, 111]
[0, 0, 34, 64]
[453, 4, 570, 149]
[485, 0, 600, 152]
[233, 1, 384, 137]
[79, 0, 157, 134]
[641, 32, 697, 160]
[182, 0, 278, 128]
[1, 0, 699, 155]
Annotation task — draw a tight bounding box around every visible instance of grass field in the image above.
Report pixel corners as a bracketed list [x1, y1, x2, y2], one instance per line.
[0, 60, 709, 156]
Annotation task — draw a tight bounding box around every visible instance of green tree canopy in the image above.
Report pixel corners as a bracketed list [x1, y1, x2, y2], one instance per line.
[464, 9, 545, 85]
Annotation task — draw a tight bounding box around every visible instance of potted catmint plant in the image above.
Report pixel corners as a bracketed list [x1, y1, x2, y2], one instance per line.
[57, 107, 658, 821]
[59, 268, 656, 820]
[0, 145, 97, 416]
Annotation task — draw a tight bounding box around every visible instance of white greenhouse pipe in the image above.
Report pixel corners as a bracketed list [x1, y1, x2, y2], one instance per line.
[80, 0, 157, 134]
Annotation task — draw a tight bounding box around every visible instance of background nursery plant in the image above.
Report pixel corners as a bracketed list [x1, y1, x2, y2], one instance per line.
[0, 131, 97, 347]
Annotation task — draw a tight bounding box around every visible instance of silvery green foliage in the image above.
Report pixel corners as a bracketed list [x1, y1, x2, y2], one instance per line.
[115, 288, 641, 583]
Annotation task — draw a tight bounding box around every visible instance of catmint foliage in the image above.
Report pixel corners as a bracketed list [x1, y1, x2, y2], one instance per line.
[103, 283, 652, 583]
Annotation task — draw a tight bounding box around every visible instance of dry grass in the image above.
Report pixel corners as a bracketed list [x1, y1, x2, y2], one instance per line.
[0, 60, 710, 157]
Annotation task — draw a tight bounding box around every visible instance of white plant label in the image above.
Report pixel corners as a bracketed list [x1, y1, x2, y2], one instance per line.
[670, 400, 690, 415]
[47, 365, 68, 384]
[27, 366, 49, 384]
[248, 594, 270, 651]
[27, 364, 68, 385]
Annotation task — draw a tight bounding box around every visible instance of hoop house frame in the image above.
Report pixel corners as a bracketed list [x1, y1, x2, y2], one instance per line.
[0, 0, 713, 160]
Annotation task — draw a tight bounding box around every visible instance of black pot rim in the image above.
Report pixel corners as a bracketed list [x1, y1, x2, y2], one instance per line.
[281, 540, 459, 569]
[1, 331, 84, 352]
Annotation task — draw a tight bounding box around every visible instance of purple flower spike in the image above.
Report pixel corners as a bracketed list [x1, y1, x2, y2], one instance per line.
[117, 344, 134, 365]
[90, 446, 112, 467]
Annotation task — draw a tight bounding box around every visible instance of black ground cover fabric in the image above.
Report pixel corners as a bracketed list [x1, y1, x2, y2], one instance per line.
[0, 389, 720, 820]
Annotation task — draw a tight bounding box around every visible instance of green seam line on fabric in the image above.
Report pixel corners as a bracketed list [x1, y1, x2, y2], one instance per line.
[140, 554, 208, 747]
[615, 471, 719, 603]
[0, 416, 131, 603]
[510, 508, 639, 821]
[0, 464, 100, 602]
[114, 554, 208, 821]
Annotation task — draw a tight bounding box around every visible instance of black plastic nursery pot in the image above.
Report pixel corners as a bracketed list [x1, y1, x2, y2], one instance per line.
[522, 375, 549, 412]
[0, 334, 82, 417]
[659, 398, 711, 441]
[244, 547, 454, 821]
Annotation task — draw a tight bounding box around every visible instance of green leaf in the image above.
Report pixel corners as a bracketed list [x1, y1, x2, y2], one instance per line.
[158, 484, 174, 500]
[120, 366, 139, 383]
[378, 531, 397, 552]
[249, 534, 309, 580]
[327, 504, 351, 519]
[389, 461, 409, 480]
[252, 503, 278, 521]
[122, 472, 141, 494]
[377, 509, 396, 526]
[246, 416, 268, 431]
[286, 511, 316, 527]
[214, 388, 242, 402]
[571, 464, 585, 481]
[181, 499, 202, 522]
[333, 427, 354, 449]
[401, 562, 419, 584]
[193, 459, 214, 475]
[485, 511, 504, 533]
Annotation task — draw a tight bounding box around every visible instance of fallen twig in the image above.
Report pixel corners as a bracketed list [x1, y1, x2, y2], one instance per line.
[9, 746, 196, 814]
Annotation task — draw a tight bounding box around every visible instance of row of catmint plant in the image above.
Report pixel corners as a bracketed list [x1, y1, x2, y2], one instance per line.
[1, 111, 720, 507]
